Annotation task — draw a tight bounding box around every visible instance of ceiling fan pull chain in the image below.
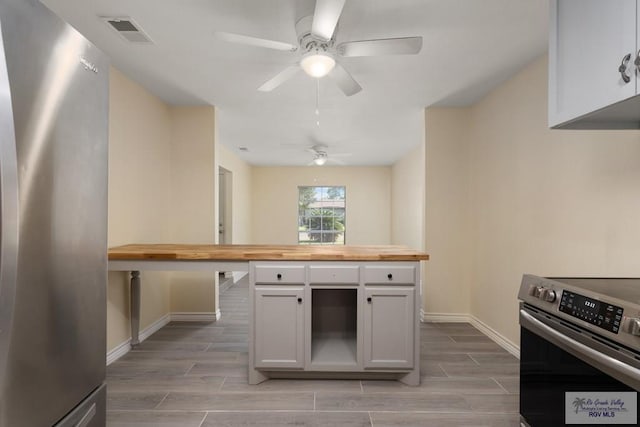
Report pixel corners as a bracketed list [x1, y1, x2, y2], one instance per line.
[316, 79, 320, 127]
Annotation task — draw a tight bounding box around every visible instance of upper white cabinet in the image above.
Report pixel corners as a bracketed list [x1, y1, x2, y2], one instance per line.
[549, 0, 640, 128]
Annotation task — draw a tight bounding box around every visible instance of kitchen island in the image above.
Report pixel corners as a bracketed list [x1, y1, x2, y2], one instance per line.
[108, 244, 429, 384]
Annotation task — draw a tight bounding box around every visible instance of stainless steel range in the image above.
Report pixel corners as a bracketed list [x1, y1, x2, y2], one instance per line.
[518, 275, 640, 426]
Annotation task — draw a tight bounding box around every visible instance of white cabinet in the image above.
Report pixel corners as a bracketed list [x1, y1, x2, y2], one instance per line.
[253, 287, 305, 369]
[363, 265, 415, 285]
[363, 287, 415, 369]
[249, 261, 421, 385]
[549, 0, 640, 128]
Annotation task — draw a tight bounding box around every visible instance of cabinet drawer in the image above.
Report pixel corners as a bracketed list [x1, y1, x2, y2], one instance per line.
[364, 265, 415, 285]
[308, 265, 359, 284]
[254, 265, 305, 284]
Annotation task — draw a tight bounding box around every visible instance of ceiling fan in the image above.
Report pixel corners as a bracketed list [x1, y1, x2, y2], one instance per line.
[215, 0, 423, 96]
[307, 144, 351, 165]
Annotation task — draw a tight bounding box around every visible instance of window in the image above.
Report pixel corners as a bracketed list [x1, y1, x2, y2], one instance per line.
[298, 186, 346, 245]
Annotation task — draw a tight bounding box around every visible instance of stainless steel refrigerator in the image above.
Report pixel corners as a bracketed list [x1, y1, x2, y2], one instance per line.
[0, 0, 108, 425]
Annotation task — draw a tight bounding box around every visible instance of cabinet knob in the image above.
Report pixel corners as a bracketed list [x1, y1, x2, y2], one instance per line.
[297, 297, 302, 303]
[619, 53, 632, 84]
[634, 50, 640, 71]
[387, 273, 393, 280]
[276, 273, 282, 280]
[367, 297, 372, 303]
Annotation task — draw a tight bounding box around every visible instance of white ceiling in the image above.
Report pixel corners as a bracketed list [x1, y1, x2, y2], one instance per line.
[41, 0, 549, 166]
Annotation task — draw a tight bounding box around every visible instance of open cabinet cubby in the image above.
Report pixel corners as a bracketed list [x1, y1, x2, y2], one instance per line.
[311, 288, 358, 366]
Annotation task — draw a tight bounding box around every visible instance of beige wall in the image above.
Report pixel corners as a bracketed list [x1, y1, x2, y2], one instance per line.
[426, 55, 640, 347]
[108, 70, 218, 352]
[217, 143, 253, 244]
[424, 108, 473, 317]
[251, 166, 391, 245]
[168, 107, 217, 313]
[107, 67, 172, 351]
[391, 142, 425, 252]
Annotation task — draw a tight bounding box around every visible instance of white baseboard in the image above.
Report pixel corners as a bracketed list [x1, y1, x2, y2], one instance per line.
[421, 309, 470, 323]
[171, 311, 220, 322]
[421, 310, 520, 359]
[468, 315, 520, 359]
[106, 311, 216, 365]
[106, 339, 131, 366]
[139, 313, 171, 342]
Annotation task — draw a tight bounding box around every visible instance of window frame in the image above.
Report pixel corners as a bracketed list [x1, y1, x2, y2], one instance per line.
[297, 186, 346, 245]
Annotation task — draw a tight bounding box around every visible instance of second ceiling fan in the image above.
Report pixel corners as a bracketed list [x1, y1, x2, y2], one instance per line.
[216, 0, 423, 96]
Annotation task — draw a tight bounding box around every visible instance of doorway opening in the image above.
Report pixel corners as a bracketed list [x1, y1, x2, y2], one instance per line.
[218, 166, 234, 292]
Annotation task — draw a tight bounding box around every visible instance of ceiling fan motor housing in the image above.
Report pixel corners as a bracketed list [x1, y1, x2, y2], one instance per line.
[296, 15, 334, 55]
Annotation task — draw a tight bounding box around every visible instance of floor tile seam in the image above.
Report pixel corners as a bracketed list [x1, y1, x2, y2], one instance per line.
[186, 409, 378, 413]
[366, 409, 516, 414]
[467, 353, 482, 366]
[108, 409, 432, 414]
[197, 412, 208, 427]
[107, 408, 207, 414]
[358, 387, 511, 394]
[177, 409, 513, 414]
[107, 408, 517, 416]
[313, 409, 518, 414]
[180, 361, 196, 375]
[156, 390, 318, 396]
[153, 391, 171, 410]
[312, 391, 484, 398]
[490, 376, 511, 394]
[426, 371, 517, 381]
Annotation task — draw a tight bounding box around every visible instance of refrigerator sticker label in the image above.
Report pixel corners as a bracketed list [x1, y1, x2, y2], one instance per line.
[566, 392, 637, 424]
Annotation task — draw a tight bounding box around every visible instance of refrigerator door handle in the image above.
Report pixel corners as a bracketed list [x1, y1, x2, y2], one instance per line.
[0, 19, 20, 392]
[74, 403, 96, 427]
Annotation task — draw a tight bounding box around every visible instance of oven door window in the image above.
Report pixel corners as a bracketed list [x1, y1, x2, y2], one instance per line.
[520, 327, 635, 426]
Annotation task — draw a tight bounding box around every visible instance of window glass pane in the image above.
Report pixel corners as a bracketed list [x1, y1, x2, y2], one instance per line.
[298, 186, 345, 245]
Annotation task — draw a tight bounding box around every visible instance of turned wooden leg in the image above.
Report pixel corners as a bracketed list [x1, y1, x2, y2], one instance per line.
[130, 270, 141, 347]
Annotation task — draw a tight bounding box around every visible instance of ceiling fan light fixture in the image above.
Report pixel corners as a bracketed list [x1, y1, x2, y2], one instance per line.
[300, 52, 336, 78]
[313, 152, 328, 165]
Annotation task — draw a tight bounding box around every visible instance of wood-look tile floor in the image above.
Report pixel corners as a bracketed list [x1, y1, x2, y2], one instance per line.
[107, 277, 520, 426]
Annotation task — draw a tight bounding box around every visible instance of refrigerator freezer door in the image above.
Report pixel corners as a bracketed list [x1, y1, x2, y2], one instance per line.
[0, 0, 19, 401]
[0, 0, 109, 426]
[55, 384, 106, 427]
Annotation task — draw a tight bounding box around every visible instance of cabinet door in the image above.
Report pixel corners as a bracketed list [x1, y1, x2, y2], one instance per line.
[363, 287, 414, 369]
[254, 287, 304, 369]
[549, 0, 637, 128]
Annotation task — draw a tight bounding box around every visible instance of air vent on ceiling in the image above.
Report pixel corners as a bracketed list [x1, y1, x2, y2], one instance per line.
[101, 16, 153, 44]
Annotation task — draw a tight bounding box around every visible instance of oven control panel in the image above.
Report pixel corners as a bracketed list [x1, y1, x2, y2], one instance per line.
[559, 290, 623, 334]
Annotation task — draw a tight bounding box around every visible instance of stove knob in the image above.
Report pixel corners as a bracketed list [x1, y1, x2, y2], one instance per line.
[529, 285, 543, 298]
[627, 318, 640, 336]
[541, 289, 556, 303]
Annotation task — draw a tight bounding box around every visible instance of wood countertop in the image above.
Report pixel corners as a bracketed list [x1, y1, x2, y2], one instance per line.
[108, 244, 429, 262]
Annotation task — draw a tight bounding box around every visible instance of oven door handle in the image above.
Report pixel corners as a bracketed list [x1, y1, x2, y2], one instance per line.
[520, 309, 640, 390]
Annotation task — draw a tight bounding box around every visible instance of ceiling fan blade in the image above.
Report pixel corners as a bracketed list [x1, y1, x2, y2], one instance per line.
[311, 0, 345, 41]
[337, 36, 423, 57]
[328, 158, 346, 165]
[258, 65, 300, 92]
[215, 31, 297, 52]
[328, 62, 362, 96]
